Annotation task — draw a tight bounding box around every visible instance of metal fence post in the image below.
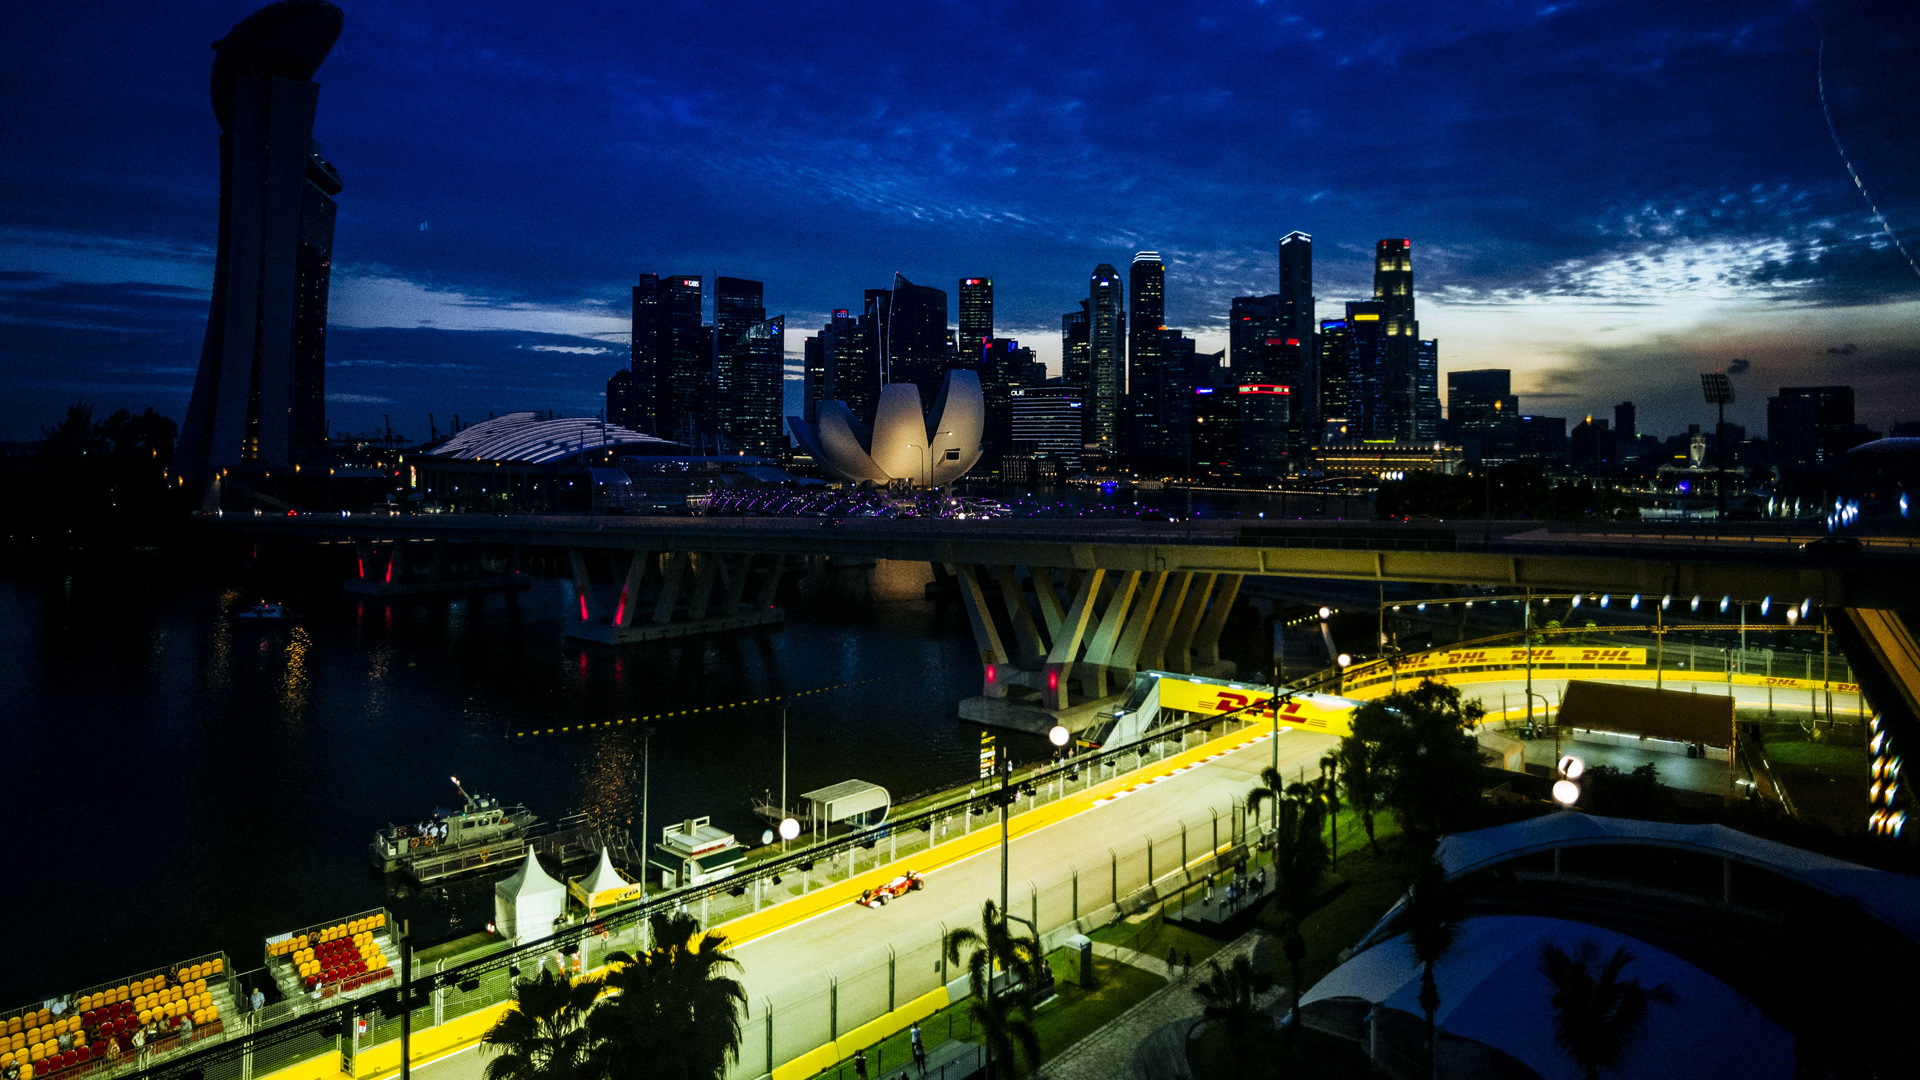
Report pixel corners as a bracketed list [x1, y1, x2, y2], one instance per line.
[1110, 849, 1118, 909]
[1212, 809, 1219, 855]
[1147, 834, 1155, 884]
[888, 945, 898, 1012]
[1072, 868, 1079, 921]
[1031, 883, 1039, 937]
[829, 973, 839, 1042]
[1180, 820, 1188, 878]
[764, 999, 775, 1078]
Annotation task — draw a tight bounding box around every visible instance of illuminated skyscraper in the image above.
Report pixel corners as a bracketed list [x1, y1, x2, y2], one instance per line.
[180, 0, 345, 488]
[658, 275, 708, 445]
[729, 315, 785, 457]
[714, 276, 765, 447]
[1277, 231, 1317, 447]
[1086, 264, 1126, 456]
[1372, 239, 1439, 441]
[1126, 252, 1166, 460]
[959, 278, 994, 351]
[880, 273, 950, 400]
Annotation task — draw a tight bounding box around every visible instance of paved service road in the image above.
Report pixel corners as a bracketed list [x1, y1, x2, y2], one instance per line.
[409, 723, 1341, 1080]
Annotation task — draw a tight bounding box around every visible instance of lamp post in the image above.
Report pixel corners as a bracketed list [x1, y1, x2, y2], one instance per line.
[640, 723, 653, 898]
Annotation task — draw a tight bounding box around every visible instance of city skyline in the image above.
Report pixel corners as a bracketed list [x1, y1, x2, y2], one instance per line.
[2, 0, 1917, 443]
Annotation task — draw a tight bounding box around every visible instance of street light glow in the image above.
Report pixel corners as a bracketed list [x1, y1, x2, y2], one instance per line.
[1048, 725, 1070, 747]
[1552, 780, 1581, 805]
[778, 818, 800, 841]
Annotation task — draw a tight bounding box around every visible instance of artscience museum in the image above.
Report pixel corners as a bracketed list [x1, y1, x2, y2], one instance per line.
[788, 371, 985, 488]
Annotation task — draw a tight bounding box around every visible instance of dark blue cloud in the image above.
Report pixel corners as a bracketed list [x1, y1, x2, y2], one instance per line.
[1, 0, 1916, 438]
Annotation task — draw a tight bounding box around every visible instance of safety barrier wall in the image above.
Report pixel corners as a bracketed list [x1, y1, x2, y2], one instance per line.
[131, 712, 1277, 1080]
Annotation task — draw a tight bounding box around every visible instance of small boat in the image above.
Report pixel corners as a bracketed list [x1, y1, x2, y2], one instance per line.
[371, 777, 537, 875]
[232, 600, 299, 622]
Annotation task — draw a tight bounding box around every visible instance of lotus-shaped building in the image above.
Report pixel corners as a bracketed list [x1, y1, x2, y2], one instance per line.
[789, 371, 985, 487]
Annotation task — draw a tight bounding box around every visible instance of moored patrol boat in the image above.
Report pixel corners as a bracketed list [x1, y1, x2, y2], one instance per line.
[370, 777, 535, 877]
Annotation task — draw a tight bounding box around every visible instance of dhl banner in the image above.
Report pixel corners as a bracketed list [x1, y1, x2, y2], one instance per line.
[1350, 646, 1647, 682]
[1155, 678, 1357, 738]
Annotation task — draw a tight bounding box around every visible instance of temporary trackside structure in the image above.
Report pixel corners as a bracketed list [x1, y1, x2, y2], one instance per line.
[800, 780, 891, 837]
[568, 847, 641, 910]
[494, 853, 567, 942]
[1557, 680, 1735, 746]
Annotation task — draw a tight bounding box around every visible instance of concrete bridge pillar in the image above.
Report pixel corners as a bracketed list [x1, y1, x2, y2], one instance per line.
[565, 548, 788, 645]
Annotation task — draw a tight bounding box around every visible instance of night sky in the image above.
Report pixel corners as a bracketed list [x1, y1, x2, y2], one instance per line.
[2, 0, 1916, 444]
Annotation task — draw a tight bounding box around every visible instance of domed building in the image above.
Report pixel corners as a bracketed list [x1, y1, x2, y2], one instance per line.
[788, 370, 985, 488]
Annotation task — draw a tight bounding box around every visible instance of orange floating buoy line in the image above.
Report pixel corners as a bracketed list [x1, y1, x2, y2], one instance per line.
[507, 677, 885, 739]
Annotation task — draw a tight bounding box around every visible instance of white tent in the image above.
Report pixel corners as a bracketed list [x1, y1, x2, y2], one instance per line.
[494, 853, 568, 943]
[569, 847, 640, 909]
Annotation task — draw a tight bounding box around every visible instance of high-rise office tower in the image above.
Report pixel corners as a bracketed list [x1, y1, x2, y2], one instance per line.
[1229, 295, 1285, 380]
[713, 276, 765, 447]
[959, 278, 994, 351]
[1086, 264, 1126, 456]
[800, 309, 865, 426]
[181, 0, 346, 488]
[1373, 239, 1434, 441]
[729, 315, 785, 457]
[658, 275, 708, 445]
[1126, 253, 1166, 460]
[625, 273, 664, 435]
[881, 273, 950, 400]
[1614, 401, 1637, 459]
[1061, 302, 1090, 401]
[980, 337, 1036, 458]
[1415, 338, 1441, 440]
[1319, 300, 1390, 441]
[1277, 231, 1317, 442]
[1447, 368, 1519, 461]
[1012, 383, 1085, 468]
[1767, 385, 1860, 469]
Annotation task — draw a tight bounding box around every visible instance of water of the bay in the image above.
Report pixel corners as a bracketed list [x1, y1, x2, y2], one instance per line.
[0, 555, 1021, 1008]
[0, 485, 1335, 1007]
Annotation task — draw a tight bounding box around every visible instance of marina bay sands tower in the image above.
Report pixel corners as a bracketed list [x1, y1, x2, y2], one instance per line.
[180, 1, 345, 493]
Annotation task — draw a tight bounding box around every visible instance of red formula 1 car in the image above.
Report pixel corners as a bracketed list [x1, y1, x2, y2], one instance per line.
[857, 871, 925, 908]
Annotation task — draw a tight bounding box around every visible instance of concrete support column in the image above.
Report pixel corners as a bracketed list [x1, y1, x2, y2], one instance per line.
[684, 553, 723, 619]
[1082, 570, 1140, 699]
[1139, 572, 1193, 672]
[956, 565, 1012, 697]
[612, 551, 650, 629]
[1044, 569, 1105, 710]
[652, 551, 691, 624]
[1166, 573, 1217, 672]
[1193, 574, 1243, 668]
[753, 554, 787, 608]
[994, 566, 1047, 668]
[567, 548, 593, 623]
[1112, 572, 1169, 674]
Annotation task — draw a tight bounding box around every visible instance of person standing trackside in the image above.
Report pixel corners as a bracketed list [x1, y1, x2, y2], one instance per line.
[853, 1048, 868, 1080]
[251, 986, 266, 1014]
[910, 1023, 926, 1075]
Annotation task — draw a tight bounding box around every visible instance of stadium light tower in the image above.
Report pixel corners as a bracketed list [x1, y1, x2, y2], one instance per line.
[1701, 371, 1735, 520]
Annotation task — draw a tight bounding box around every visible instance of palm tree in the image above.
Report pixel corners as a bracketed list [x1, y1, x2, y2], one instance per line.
[1246, 764, 1286, 836]
[1317, 752, 1343, 870]
[1334, 735, 1382, 852]
[943, 900, 1044, 1079]
[1537, 941, 1677, 1080]
[481, 967, 600, 1080]
[1192, 954, 1277, 1078]
[1254, 783, 1328, 1030]
[589, 911, 747, 1080]
[1403, 859, 1463, 1080]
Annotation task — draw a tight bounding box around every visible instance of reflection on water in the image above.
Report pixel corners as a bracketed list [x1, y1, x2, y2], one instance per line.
[0, 557, 990, 1007]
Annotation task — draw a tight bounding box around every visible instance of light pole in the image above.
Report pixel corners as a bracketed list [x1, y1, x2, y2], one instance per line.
[640, 723, 653, 898]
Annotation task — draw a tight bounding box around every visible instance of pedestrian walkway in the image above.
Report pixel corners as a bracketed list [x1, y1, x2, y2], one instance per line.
[1038, 931, 1287, 1080]
[872, 1039, 982, 1080]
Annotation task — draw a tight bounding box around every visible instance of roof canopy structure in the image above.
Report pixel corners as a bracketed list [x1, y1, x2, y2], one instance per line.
[1301, 915, 1793, 1080]
[1431, 812, 1920, 944]
[800, 780, 891, 833]
[429, 412, 679, 464]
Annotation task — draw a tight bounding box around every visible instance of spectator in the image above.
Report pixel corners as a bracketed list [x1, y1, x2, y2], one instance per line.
[251, 987, 266, 1014]
[853, 1048, 868, 1080]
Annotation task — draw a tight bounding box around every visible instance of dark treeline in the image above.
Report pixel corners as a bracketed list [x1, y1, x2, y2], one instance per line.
[1376, 462, 1640, 521]
[2, 403, 194, 550]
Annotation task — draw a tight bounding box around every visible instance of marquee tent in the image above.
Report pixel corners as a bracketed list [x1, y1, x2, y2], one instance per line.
[494, 853, 567, 943]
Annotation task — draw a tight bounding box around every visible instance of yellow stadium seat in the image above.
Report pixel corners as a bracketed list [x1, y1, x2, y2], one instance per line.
[138, 1010, 151, 1025]
[213, 957, 224, 973]
[29, 1045, 43, 1062]
[20, 1060, 32, 1080]
[207, 1004, 219, 1021]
